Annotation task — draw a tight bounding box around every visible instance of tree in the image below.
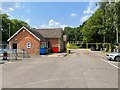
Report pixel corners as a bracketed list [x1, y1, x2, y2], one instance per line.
[1, 14, 11, 42]
[1, 14, 30, 42]
[81, 9, 104, 43]
[63, 1, 120, 50]
[99, 1, 120, 44]
[64, 26, 83, 41]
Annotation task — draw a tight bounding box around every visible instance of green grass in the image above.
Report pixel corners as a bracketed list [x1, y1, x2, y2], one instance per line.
[69, 43, 79, 49]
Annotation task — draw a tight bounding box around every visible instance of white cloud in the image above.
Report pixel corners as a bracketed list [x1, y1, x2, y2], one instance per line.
[15, 2, 21, 8]
[6, 13, 10, 16]
[80, 1, 98, 24]
[15, 2, 24, 9]
[70, 13, 77, 17]
[40, 19, 60, 28]
[40, 19, 73, 29]
[83, 2, 94, 14]
[25, 18, 31, 24]
[60, 24, 68, 29]
[48, 19, 60, 26]
[80, 15, 91, 24]
[0, 8, 3, 13]
[1, 2, 23, 15]
[8, 7, 14, 11]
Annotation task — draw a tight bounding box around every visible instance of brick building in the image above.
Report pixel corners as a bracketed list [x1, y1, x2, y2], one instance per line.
[34, 28, 65, 53]
[7, 26, 65, 54]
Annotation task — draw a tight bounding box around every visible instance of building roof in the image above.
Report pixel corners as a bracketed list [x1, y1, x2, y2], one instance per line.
[29, 29, 46, 41]
[7, 26, 46, 42]
[7, 26, 63, 42]
[33, 28, 63, 38]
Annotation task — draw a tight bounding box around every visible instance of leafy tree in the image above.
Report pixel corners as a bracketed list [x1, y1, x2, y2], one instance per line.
[1, 14, 11, 42]
[0, 14, 30, 42]
[64, 26, 83, 41]
[81, 9, 104, 43]
[64, 1, 120, 49]
[99, 1, 120, 44]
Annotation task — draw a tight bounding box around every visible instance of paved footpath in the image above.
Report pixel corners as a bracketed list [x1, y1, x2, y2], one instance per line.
[2, 49, 118, 88]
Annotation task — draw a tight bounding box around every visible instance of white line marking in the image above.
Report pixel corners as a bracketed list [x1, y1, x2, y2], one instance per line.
[101, 59, 120, 69]
[96, 53, 120, 69]
[96, 53, 105, 58]
[13, 77, 84, 88]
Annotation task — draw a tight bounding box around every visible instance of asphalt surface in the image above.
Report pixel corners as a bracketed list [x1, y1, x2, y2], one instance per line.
[1, 49, 119, 88]
[0, 65, 2, 90]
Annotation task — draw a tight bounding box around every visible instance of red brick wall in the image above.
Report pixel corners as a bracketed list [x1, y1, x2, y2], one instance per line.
[9, 29, 41, 54]
[47, 38, 59, 52]
[48, 38, 58, 47]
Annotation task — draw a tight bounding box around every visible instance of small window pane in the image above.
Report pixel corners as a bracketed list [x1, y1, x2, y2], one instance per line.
[27, 42, 31, 48]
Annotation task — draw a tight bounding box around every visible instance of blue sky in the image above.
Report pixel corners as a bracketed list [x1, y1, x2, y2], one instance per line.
[1, 2, 98, 28]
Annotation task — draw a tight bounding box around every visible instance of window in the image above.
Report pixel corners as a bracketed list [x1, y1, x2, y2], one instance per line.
[27, 42, 31, 48]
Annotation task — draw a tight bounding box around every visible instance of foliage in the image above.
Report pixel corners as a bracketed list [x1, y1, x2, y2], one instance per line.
[69, 43, 79, 49]
[63, 24, 84, 41]
[0, 14, 30, 42]
[64, 1, 120, 48]
[81, 9, 104, 43]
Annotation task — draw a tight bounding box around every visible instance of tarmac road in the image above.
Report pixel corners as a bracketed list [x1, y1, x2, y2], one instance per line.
[2, 49, 118, 88]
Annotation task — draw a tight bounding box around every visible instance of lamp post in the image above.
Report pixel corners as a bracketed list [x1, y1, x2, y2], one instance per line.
[8, 23, 10, 38]
[116, 26, 119, 44]
[114, 2, 119, 45]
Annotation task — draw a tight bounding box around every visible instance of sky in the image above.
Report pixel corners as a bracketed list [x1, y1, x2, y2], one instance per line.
[0, 2, 99, 29]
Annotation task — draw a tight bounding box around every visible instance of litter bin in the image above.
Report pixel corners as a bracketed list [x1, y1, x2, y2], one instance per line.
[40, 48, 47, 55]
[3, 51, 8, 60]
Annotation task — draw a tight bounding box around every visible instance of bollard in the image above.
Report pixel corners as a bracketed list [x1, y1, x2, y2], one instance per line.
[66, 42, 70, 55]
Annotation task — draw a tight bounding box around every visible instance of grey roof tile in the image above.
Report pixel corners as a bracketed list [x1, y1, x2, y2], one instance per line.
[29, 29, 46, 41]
[33, 28, 63, 38]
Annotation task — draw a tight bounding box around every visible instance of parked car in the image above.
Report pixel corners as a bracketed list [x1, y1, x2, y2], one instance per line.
[106, 52, 120, 62]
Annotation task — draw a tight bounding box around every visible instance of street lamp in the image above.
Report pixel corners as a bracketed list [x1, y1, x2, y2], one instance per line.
[8, 23, 10, 38]
[114, 3, 119, 45]
[116, 26, 119, 44]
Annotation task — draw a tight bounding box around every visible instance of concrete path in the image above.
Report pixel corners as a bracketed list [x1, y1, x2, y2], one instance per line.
[2, 49, 118, 88]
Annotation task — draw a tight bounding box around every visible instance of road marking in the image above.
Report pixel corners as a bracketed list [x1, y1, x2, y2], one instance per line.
[101, 59, 120, 69]
[96, 53, 105, 58]
[95, 53, 120, 69]
[13, 77, 84, 88]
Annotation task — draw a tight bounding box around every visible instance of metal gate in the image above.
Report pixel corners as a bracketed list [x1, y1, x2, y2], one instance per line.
[66, 41, 111, 55]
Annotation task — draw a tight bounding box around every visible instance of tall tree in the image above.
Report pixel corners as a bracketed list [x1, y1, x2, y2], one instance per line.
[1, 14, 30, 42]
[81, 9, 104, 43]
